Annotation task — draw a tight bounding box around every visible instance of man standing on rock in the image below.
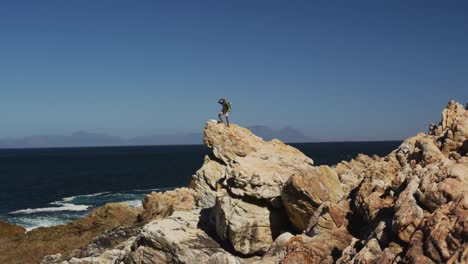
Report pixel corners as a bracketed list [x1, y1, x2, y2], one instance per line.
[218, 98, 231, 127]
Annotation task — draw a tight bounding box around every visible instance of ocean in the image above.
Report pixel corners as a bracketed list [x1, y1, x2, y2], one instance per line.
[0, 141, 401, 230]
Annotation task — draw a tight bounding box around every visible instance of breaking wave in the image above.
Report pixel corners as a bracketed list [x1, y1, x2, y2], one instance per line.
[61, 192, 111, 202]
[3, 187, 170, 230]
[9, 203, 89, 215]
[122, 200, 143, 207]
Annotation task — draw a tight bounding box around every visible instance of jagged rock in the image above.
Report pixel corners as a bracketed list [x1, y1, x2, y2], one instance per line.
[280, 201, 352, 263]
[125, 209, 235, 264]
[378, 242, 404, 263]
[138, 187, 195, 222]
[88, 203, 141, 227]
[342, 148, 404, 225]
[393, 133, 451, 167]
[392, 176, 424, 242]
[415, 161, 467, 212]
[430, 101, 468, 157]
[74, 225, 142, 258]
[336, 220, 397, 264]
[304, 201, 349, 236]
[333, 154, 380, 194]
[263, 232, 293, 258]
[40, 254, 64, 264]
[350, 238, 383, 263]
[239, 232, 293, 264]
[204, 122, 263, 163]
[204, 121, 314, 205]
[281, 165, 344, 231]
[189, 155, 227, 208]
[418, 194, 467, 263]
[447, 243, 468, 264]
[404, 230, 436, 264]
[335, 238, 360, 264]
[214, 193, 281, 255]
[64, 235, 135, 264]
[206, 252, 245, 264]
[281, 230, 353, 264]
[353, 156, 400, 223]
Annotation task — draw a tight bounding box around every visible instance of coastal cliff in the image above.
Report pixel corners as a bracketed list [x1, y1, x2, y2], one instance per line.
[1, 101, 467, 264]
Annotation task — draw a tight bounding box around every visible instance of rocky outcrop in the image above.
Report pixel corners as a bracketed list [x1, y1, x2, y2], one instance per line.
[138, 187, 195, 222]
[125, 209, 240, 264]
[430, 100, 468, 158]
[1, 203, 140, 264]
[204, 122, 314, 205]
[331, 102, 468, 264]
[13, 101, 468, 264]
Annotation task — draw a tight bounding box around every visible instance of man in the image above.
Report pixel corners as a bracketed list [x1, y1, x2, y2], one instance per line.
[218, 98, 231, 127]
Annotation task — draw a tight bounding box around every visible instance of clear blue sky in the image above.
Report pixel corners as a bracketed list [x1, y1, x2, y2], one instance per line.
[0, 0, 467, 141]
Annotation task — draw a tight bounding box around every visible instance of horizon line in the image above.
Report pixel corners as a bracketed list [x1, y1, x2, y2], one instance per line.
[0, 139, 404, 151]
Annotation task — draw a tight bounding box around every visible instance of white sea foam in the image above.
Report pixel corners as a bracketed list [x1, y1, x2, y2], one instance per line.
[5, 188, 163, 230]
[122, 200, 143, 207]
[9, 203, 89, 215]
[61, 191, 111, 202]
[22, 216, 69, 231]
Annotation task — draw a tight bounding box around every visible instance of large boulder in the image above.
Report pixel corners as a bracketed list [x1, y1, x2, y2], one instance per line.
[204, 121, 314, 205]
[281, 165, 344, 231]
[125, 209, 238, 264]
[214, 193, 283, 255]
[138, 187, 195, 222]
[189, 155, 227, 208]
[45, 234, 137, 264]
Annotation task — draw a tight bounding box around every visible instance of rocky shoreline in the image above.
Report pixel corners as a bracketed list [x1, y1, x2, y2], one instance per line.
[1, 101, 466, 264]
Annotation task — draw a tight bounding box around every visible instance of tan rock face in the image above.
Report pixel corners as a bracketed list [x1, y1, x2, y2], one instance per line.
[304, 201, 350, 237]
[281, 166, 344, 231]
[126, 210, 232, 264]
[430, 101, 468, 157]
[138, 187, 195, 222]
[352, 155, 400, 222]
[281, 230, 353, 264]
[204, 121, 314, 205]
[334, 154, 380, 194]
[190, 155, 226, 208]
[214, 194, 274, 255]
[204, 122, 263, 162]
[415, 194, 468, 263]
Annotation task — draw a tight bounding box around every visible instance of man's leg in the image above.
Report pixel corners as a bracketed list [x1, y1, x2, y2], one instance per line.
[225, 112, 230, 127]
[218, 112, 225, 124]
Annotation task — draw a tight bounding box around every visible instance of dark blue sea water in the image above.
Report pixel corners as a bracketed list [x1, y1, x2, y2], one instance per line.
[0, 141, 400, 230]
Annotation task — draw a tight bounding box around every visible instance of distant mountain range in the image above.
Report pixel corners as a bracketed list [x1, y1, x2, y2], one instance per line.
[0, 126, 317, 149]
